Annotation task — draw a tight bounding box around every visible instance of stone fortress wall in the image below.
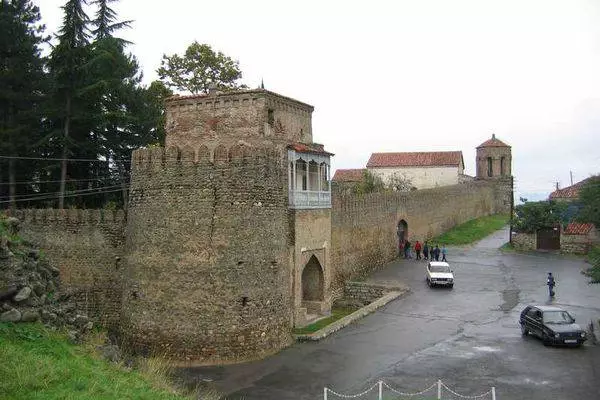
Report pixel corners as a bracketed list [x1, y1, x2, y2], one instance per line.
[10, 209, 126, 327]
[10, 89, 514, 365]
[331, 178, 513, 292]
[165, 89, 314, 153]
[119, 146, 293, 363]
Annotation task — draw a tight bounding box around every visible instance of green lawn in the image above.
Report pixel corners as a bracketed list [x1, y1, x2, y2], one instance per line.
[430, 213, 509, 246]
[293, 308, 356, 335]
[0, 323, 194, 400]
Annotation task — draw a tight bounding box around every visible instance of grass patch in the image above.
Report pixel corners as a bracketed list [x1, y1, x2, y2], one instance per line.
[430, 214, 509, 246]
[293, 308, 356, 335]
[499, 242, 515, 252]
[0, 323, 195, 400]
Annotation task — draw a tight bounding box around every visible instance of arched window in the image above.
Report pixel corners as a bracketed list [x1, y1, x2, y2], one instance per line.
[500, 157, 505, 176]
[487, 157, 493, 177]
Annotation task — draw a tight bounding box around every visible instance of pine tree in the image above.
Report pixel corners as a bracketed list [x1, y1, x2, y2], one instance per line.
[0, 0, 48, 209]
[48, 0, 91, 208]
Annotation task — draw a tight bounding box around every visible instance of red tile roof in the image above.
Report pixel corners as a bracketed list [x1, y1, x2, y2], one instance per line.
[332, 169, 366, 182]
[477, 135, 510, 148]
[564, 222, 595, 235]
[288, 142, 334, 156]
[549, 177, 596, 200]
[366, 151, 463, 168]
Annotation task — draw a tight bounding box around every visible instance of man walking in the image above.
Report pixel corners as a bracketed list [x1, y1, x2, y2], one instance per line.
[547, 272, 556, 297]
[414, 240, 422, 260]
[441, 245, 447, 262]
[423, 241, 429, 260]
[433, 245, 440, 261]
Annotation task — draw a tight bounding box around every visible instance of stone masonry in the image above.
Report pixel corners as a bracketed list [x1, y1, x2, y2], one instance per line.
[9, 89, 514, 365]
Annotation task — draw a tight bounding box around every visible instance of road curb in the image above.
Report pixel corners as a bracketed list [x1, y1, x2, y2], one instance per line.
[295, 289, 409, 342]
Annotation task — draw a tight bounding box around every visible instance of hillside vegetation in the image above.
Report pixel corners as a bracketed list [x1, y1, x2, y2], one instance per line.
[0, 323, 196, 400]
[431, 214, 509, 245]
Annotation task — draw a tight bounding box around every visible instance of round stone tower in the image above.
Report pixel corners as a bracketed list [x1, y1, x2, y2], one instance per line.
[476, 134, 512, 179]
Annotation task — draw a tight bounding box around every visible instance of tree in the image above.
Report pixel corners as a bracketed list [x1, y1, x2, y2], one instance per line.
[48, 0, 91, 208]
[576, 175, 600, 227]
[91, 0, 131, 41]
[157, 42, 245, 94]
[513, 200, 568, 233]
[584, 246, 600, 284]
[352, 170, 385, 195]
[0, 0, 48, 209]
[388, 172, 416, 192]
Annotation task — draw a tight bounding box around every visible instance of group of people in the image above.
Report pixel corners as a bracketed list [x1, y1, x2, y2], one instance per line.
[400, 240, 447, 262]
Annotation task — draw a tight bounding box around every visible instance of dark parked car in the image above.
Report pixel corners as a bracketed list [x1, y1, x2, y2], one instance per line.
[519, 305, 587, 346]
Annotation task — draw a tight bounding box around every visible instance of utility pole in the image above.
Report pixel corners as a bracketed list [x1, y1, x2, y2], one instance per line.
[570, 171, 573, 186]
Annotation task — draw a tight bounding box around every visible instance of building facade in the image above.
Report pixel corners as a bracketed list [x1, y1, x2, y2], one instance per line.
[366, 151, 465, 189]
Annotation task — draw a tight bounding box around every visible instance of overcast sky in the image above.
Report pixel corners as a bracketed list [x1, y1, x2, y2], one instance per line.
[36, 0, 599, 201]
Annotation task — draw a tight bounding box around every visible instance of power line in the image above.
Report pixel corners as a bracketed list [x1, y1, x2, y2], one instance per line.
[0, 184, 127, 200]
[0, 155, 131, 163]
[0, 187, 128, 205]
[0, 177, 128, 186]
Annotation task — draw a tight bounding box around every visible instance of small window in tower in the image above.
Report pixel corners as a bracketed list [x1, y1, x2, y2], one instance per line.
[500, 157, 505, 176]
[487, 157, 493, 177]
[268, 109, 274, 125]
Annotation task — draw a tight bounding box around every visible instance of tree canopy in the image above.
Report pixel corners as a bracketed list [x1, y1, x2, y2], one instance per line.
[512, 200, 568, 233]
[0, 0, 172, 210]
[576, 176, 600, 227]
[157, 42, 245, 94]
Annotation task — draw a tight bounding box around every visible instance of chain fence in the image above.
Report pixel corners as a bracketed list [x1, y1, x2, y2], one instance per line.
[324, 380, 496, 400]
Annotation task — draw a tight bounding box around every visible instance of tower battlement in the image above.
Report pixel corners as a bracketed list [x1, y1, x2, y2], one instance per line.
[165, 89, 314, 151]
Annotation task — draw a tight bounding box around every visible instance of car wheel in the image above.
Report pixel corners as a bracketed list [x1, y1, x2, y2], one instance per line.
[427, 279, 431, 287]
[448, 284, 454, 289]
[520, 324, 528, 336]
[542, 334, 551, 346]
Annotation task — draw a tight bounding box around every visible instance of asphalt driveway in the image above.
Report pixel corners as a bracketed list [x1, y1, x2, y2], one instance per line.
[179, 227, 600, 400]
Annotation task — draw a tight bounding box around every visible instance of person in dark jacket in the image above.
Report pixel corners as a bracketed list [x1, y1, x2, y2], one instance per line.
[547, 272, 556, 297]
[404, 240, 411, 259]
[423, 241, 429, 260]
[433, 245, 440, 261]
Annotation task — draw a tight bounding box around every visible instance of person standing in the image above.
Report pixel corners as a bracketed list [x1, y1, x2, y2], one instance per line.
[398, 240, 404, 258]
[404, 240, 411, 259]
[441, 245, 447, 262]
[414, 240, 422, 260]
[423, 241, 429, 260]
[433, 245, 440, 261]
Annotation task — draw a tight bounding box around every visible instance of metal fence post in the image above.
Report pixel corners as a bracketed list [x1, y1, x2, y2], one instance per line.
[378, 380, 383, 400]
[323, 387, 327, 400]
[492, 387, 496, 400]
[437, 380, 442, 399]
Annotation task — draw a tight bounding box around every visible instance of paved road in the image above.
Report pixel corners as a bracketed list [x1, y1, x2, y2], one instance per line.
[179, 228, 600, 400]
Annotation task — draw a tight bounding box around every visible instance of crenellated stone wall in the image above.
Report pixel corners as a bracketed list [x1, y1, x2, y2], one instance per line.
[165, 89, 314, 153]
[331, 178, 513, 292]
[120, 146, 293, 364]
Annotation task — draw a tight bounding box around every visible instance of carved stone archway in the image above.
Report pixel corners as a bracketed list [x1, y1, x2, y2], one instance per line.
[397, 219, 408, 242]
[302, 255, 324, 301]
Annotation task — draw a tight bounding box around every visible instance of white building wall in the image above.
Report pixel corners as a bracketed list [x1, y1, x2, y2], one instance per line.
[368, 166, 461, 189]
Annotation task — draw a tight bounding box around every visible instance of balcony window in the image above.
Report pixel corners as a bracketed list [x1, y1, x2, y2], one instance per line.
[288, 149, 331, 209]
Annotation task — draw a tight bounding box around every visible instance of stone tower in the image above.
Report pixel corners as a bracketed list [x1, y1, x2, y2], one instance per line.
[121, 88, 333, 364]
[476, 134, 512, 179]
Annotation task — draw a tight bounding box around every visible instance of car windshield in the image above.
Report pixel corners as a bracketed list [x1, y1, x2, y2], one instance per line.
[543, 311, 573, 324]
[430, 265, 450, 273]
